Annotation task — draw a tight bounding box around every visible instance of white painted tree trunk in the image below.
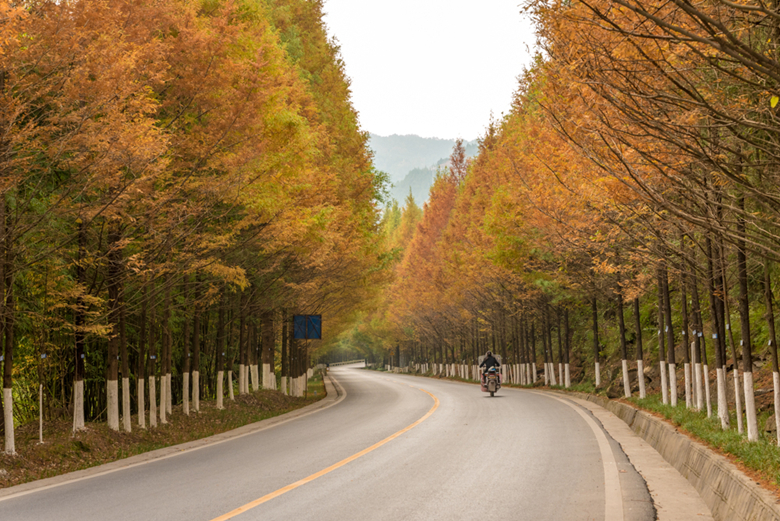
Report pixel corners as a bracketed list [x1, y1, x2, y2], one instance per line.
[694, 362, 703, 411]
[704, 364, 712, 417]
[238, 364, 244, 395]
[684, 363, 691, 409]
[637, 360, 645, 398]
[228, 370, 235, 400]
[159, 376, 167, 424]
[565, 363, 571, 388]
[532, 363, 537, 383]
[691, 342, 698, 407]
[774, 372, 780, 445]
[4, 387, 15, 454]
[122, 377, 131, 432]
[137, 378, 145, 428]
[716, 367, 730, 429]
[595, 362, 601, 386]
[543, 362, 549, 386]
[183, 372, 189, 416]
[660, 361, 668, 405]
[251, 364, 259, 392]
[291, 376, 298, 397]
[669, 363, 677, 407]
[734, 370, 744, 434]
[281, 376, 288, 395]
[262, 363, 270, 389]
[166, 374, 172, 415]
[216, 370, 224, 409]
[39, 384, 43, 444]
[549, 363, 557, 386]
[192, 371, 200, 412]
[622, 360, 630, 398]
[558, 364, 563, 388]
[107, 379, 119, 431]
[73, 380, 85, 431]
[744, 371, 758, 442]
[149, 377, 157, 428]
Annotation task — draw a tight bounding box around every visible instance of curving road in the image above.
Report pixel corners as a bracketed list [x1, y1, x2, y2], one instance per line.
[0, 365, 658, 521]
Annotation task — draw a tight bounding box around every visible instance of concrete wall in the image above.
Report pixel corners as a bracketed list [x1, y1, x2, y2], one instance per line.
[572, 392, 780, 521]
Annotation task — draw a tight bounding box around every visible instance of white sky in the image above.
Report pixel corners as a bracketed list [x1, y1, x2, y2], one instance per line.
[322, 0, 537, 141]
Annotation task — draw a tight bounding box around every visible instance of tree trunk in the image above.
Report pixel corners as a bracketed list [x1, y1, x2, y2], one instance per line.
[707, 237, 730, 429]
[591, 298, 600, 386]
[721, 257, 744, 434]
[617, 290, 630, 397]
[192, 310, 201, 412]
[148, 303, 157, 428]
[680, 263, 691, 409]
[182, 304, 190, 416]
[250, 323, 259, 392]
[137, 291, 147, 428]
[737, 198, 758, 441]
[564, 309, 571, 388]
[1, 200, 13, 454]
[690, 269, 708, 414]
[634, 298, 645, 398]
[216, 295, 225, 409]
[238, 308, 246, 396]
[764, 259, 780, 445]
[280, 311, 288, 395]
[556, 310, 563, 387]
[661, 263, 677, 406]
[530, 322, 537, 383]
[73, 220, 87, 432]
[120, 304, 130, 432]
[657, 270, 668, 405]
[263, 311, 275, 390]
[163, 286, 172, 418]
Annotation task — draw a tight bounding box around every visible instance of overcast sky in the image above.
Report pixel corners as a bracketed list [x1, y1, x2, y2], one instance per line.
[322, 0, 537, 141]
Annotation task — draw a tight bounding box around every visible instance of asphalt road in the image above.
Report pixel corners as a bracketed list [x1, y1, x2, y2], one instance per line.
[0, 366, 654, 521]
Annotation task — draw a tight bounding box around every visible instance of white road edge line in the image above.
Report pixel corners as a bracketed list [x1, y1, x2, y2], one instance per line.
[529, 390, 625, 521]
[0, 374, 348, 503]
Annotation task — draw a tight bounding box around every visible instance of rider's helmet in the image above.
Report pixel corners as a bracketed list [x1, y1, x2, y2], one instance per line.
[486, 351, 493, 357]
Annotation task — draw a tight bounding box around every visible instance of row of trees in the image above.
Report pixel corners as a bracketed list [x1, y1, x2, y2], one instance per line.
[346, 0, 780, 445]
[0, 0, 386, 454]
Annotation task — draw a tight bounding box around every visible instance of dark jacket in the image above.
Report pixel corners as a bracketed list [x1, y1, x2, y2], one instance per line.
[480, 355, 500, 370]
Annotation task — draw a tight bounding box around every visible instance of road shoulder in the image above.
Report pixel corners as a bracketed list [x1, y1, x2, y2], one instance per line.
[564, 394, 714, 521]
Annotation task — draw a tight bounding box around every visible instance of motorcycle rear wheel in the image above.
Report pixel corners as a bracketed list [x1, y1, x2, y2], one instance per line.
[490, 391, 494, 397]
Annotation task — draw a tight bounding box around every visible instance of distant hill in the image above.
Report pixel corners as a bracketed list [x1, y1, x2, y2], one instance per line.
[369, 134, 473, 182]
[369, 133, 478, 205]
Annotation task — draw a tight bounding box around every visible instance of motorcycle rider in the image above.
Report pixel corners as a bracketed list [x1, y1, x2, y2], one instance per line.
[480, 351, 500, 385]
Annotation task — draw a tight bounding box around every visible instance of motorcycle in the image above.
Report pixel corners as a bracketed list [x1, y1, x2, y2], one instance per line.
[481, 366, 501, 397]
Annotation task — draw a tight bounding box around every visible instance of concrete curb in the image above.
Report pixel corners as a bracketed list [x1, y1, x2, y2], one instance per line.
[568, 392, 780, 521]
[0, 375, 345, 501]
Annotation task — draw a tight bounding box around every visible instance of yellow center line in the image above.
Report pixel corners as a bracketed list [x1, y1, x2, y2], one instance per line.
[210, 387, 440, 521]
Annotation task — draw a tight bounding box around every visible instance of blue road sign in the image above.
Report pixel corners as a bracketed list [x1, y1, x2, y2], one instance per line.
[307, 315, 322, 339]
[294, 315, 322, 339]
